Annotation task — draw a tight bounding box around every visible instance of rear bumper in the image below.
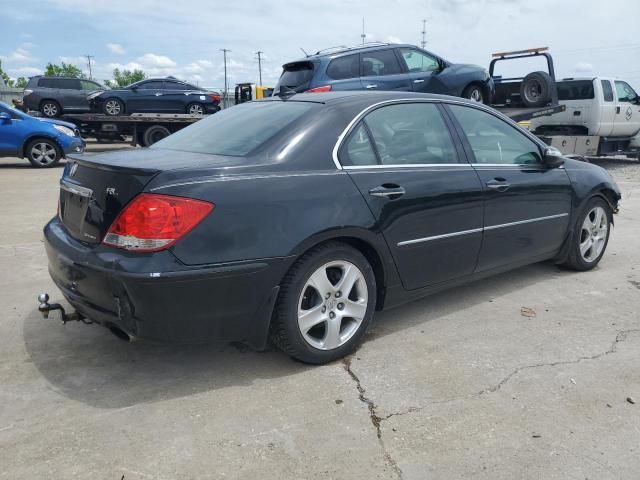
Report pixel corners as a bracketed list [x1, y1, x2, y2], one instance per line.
[44, 218, 291, 346]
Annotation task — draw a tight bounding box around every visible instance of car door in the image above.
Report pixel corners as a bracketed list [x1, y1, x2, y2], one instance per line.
[0, 105, 25, 156]
[613, 80, 640, 137]
[128, 81, 165, 112]
[359, 49, 412, 92]
[396, 47, 444, 94]
[159, 80, 191, 112]
[324, 54, 364, 91]
[339, 101, 484, 290]
[597, 79, 616, 136]
[445, 103, 573, 272]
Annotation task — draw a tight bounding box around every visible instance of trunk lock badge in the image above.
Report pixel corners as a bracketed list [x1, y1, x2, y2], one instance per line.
[69, 162, 78, 176]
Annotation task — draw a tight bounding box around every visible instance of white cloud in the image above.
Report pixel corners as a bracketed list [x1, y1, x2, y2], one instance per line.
[107, 43, 126, 55]
[12, 66, 42, 76]
[573, 62, 594, 73]
[137, 53, 176, 68]
[60, 55, 88, 65]
[185, 60, 214, 74]
[0, 47, 34, 63]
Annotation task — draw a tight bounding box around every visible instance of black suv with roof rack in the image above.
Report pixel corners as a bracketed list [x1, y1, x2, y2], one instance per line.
[274, 42, 494, 104]
[23, 76, 105, 118]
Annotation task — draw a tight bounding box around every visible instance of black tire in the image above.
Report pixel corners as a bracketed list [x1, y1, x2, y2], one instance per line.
[520, 71, 554, 108]
[142, 125, 171, 147]
[25, 138, 62, 168]
[102, 98, 124, 116]
[186, 102, 205, 115]
[562, 197, 612, 271]
[40, 100, 61, 118]
[462, 84, 486, 104]
[270, 241, 377, 364]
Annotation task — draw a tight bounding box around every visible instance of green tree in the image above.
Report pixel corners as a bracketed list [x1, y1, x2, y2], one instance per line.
[0, 60, 12, 86]
[105, 68, 146, 87]
[0, 61, 28, 89]
[44, 62, 85, 78]
[14, 77, 28, 89]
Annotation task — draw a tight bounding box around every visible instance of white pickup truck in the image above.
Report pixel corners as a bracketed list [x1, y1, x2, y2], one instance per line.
[530, 77, 640, 158]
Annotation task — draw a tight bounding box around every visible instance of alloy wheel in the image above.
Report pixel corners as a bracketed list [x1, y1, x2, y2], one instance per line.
[469, 88, 483, 103]
[30, 142, 58, 166]
[105, 100, 122, 115]
[189, 104, 204, 115]
[579, 206, 608, 263]
[297, 260, 368, 350]
[42, 103, 58, 117]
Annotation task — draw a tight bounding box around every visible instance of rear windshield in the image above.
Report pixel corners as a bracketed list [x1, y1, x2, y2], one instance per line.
[151, 101, 317, 157]
[278, 62, 314, 90]
[557, 80, 595, 100]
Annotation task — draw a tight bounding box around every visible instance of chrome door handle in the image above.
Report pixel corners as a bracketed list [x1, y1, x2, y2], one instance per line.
[413, 79, 425, 84]
[155, 93, 163, 96]
[365, 84, 378, 89]
[486, 178, 510, 192]
[369, 185, 405, 199]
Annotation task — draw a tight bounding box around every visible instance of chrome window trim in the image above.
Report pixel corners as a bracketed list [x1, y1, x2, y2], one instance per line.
[397, 213, 569, 247]
[332, 98, 444, 170]
[344, 163, 471, 170]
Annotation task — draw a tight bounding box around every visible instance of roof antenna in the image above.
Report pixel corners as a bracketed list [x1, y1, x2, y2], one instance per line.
[300, 47, 310, 58]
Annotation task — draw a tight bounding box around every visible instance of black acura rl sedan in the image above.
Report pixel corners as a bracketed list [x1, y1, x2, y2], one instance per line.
[42, 91, 620, 364]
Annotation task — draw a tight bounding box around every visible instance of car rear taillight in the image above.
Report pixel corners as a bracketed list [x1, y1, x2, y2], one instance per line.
[305, 85, 332, 93]
[103, 194, 214, 252]
[209, 93, 221, 103]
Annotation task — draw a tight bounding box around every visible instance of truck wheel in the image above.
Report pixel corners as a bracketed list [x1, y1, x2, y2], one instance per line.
[40, 100, 61, 118]
[103, 98, 124, 116]
[187, 103, 205, 115]
[462, 84, 485, 104]
[25, 138, 62, 168]
[142, 125, 171, 146]
[520, 71, 554, 108]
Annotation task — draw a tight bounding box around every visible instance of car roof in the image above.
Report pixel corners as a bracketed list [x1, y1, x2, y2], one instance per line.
[261, 90, 480, 107]
[286, 43, 422, 65]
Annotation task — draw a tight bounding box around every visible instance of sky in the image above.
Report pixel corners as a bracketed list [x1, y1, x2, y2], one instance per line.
[1, 0, 639, 91]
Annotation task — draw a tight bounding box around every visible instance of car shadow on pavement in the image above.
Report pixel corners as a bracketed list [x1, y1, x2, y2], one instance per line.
[22, 262, 572, 410]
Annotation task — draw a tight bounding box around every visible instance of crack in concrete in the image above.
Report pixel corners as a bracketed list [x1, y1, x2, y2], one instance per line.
[343, 329, 640, 457]
[342, 357, 403, 479]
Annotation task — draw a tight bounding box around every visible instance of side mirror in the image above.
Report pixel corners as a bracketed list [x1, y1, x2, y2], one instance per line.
[0, 112, 11, 124]
[543, 146, 565, 168]
[130, 86, 138, 92]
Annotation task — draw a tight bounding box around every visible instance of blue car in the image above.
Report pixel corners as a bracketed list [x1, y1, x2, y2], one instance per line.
[274, 43, 494, 104]
[0, 101, 85, 168]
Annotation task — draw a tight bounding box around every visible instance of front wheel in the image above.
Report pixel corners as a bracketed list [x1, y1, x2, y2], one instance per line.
[562, 197, 612, 271]
[462, 84, 485, 104]
[25, 138, 62, 168]
[270, 242, 377, 364]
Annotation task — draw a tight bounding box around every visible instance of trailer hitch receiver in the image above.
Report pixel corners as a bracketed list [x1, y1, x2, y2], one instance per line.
[37, 293, 90, 324]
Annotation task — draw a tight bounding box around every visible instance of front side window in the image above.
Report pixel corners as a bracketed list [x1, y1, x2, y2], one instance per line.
[601, 80, 614, 102]
[80, 80, 102, 91]
[326, 55, 360, 80]
[449, 105, 542, 165]
[398, 48, 439, 73]
[615, 80, 638, 103]
[361, 50, 402, 77]
[59, 79, 81, 90]
[342, 103, 457, 166]
[137, 81, 164, 90]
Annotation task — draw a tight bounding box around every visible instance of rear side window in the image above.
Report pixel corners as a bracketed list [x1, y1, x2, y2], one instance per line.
[450, 105, 541, 165]
[601, 80, 614, 102]
[278, 62, 314, 90]
[327, 54, 360, 80]
[80, 80, 102, 91]
[166, 82, 190, 90]
[342, 103, 458, 166]
[38, 78, 56, 88]
[557, 80, 595, 100]
[361, 50, 402, 76]
[151, 101, 317, 157]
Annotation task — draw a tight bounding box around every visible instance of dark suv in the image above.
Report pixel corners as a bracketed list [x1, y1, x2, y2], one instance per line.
[23, 76, 105, 118]
[274, 43, 494, 104]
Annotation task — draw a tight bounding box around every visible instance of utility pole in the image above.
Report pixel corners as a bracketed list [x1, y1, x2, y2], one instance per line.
[85, 54, 94, 79]
[255, 50, 263, 86]
[220, 48, 230, 108]
[361, 18, 366, 44]
[421, 19, 427, 49]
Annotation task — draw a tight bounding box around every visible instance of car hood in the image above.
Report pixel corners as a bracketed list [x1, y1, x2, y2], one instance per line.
[37, 117, 77, 129]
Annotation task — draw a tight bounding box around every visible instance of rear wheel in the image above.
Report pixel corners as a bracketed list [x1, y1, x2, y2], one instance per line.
[40, 100, 61, 118]
[103, 98, 124, 116]
[142, 125, 171, 146]
[187, 102, 205, 115]
[270, 242, 376, 364]
[562, 197, 612, 271]
[25, 138, 62, 168]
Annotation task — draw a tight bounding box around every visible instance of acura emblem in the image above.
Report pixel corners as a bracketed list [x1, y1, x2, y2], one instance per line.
[69, 162, 78, 176]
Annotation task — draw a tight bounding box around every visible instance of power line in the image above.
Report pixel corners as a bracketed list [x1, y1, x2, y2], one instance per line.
[85, 54, 94, 79]
[361, 18, 366, 44]
[255, 50, 263, 86]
